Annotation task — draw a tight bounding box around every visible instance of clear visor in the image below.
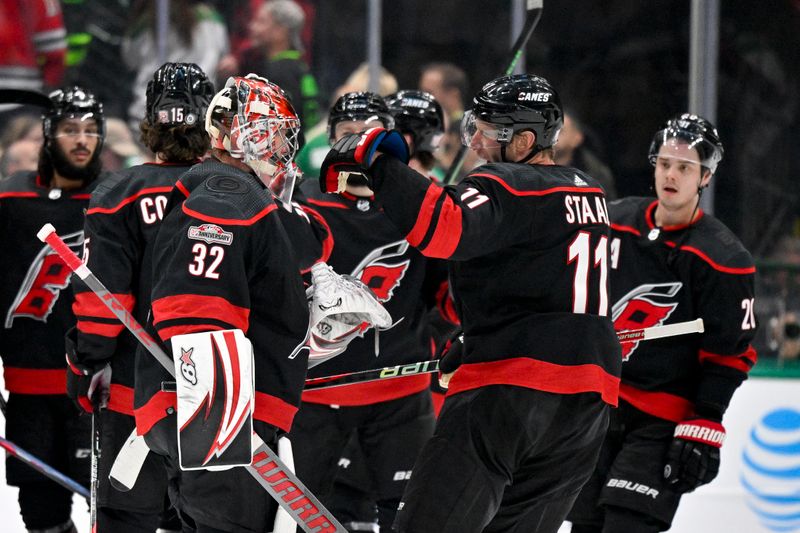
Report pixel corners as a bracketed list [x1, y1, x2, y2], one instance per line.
[53, 113, 102, 139]
[460, 110, 510, 148]
[333, 115, 392, 140]
[648, 129, 721, 173]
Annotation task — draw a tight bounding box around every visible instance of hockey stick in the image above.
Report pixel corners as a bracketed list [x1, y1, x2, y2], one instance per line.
[89, 400, 102, 531]
[0, 435, 90, 500]
[38, 224, 347, 533]
[0, 89, 54, 109]
[443, 0, 544, 185]
[0, 392, 90, 500]
[304, 319, 705, 391]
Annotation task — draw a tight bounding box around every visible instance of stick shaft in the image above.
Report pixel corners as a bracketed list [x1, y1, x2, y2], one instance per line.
[305, 319, 705, 391]
[38, 224, 346, 533]
[443, 2, 544, 185]
[0, 435, 89, 500]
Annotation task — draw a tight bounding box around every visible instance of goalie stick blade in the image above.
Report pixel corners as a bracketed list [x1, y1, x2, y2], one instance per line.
[0, 89, 53, 109]
[108, 429, 150, 492]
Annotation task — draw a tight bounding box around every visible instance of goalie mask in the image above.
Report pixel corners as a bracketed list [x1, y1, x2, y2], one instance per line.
[206, 74, 301, 207]
[648, 113, 724, 175]
[462, 74, 562, 161]
[146, 62, 215, 126]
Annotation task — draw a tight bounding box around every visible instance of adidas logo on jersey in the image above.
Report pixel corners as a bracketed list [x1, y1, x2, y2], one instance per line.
[606, 478, 659, 499]
[518, 92, 551, 102]
[573, 174, 588, 186]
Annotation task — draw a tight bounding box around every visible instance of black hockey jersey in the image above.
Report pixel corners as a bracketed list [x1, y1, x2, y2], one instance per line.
[370, 157, 622, 405]
[608, 197, 757, 421]
[72, 161, 198, 415]
[0, 171, 97, 394]
[134, 160, 310, 437]
[298, 180, 445, 406]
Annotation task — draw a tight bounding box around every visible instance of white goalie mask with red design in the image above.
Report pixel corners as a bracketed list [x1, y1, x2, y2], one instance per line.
[205, 74, 301, 207]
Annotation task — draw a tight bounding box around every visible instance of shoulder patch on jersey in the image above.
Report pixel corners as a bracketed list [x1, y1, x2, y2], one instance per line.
[188, 223, 233, 245]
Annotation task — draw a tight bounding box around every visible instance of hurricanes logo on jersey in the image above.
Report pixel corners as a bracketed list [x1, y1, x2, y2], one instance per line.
[351, 240, 410, 302]
[611, 282, 682, 361]
[5, 230, 84, 328]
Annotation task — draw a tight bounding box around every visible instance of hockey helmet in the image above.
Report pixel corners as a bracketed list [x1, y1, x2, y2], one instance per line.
[462, 74, 562, 153]
[648, 113, 724, 174]
[327, 91, 394, 144]
[205, 74, 301, 207]
[386, 90, 444, 154]
[146, 62, 215, 126]
[43, 86, 105, 150]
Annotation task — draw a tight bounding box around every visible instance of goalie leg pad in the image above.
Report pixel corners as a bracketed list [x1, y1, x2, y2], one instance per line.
[171, 329, 254, 470]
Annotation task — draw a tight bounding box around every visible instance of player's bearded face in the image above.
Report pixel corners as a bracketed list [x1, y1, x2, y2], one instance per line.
[653, 141, 706, 210]
[467, 119, 504, 162]
[50, 118, 103, 182]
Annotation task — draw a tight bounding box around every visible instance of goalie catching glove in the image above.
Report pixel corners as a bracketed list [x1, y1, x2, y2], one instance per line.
[304, 262, 393, 367]
[319, 127, 409, 194]
[64, 325, 111, 414]
[663, 417, 724, 493]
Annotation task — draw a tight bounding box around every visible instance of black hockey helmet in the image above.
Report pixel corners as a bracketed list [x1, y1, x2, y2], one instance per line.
[146, 62, 215, 126]
[462, 74, 562, 155]
[327, 91, 394, 143]
[43, 86, 105, 149]
[648, 113, 724, 174]
[386, 90, 445, 154]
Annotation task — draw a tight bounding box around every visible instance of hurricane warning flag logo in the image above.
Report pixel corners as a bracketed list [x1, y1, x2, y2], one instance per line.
[351, 240, 410, 302]
[611, 282, 682, 361]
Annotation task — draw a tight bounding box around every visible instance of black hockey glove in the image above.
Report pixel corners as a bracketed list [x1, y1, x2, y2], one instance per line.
[663, 417, 724, 493]
[436, 330, 464, 389]
[65, 326, 110, 414]
[319, 127, 409, 194]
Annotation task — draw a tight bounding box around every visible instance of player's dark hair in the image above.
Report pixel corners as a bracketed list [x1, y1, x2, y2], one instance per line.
[139, 120, 209, 162]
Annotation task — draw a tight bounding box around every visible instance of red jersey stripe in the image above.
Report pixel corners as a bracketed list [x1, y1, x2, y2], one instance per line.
[152, 294, 250, 337]
[74, 292, 135, 320]
[87, 186, 174, 215]
[446, 357, 620, 406]
[471, 173, 604, 196]
[254, 392, 299, 432]
[422, 193, 462, 258]
[3, 367, 66, 394]
[0, 192, 39, 199]
[134, 391, 176, 436]
[175, 180, 191, 198]
[300, 204, 334, 267]
[666, 243, 757, 274]
[182, 202, 277, 226]
[156, 323, 225, 342]
[610, 223, 641, 237]
[301, 374, 429, 406]
[699, 345, 757, 373]
[77, 319, 124, 338]
[108, 384, 135, 415]
[306, 198, 348, 210]
[406, 183, 442, 247]
[619, 383, 694, 423]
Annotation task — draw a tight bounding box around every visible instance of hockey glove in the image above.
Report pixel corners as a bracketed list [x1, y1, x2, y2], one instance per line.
[437, 330, 464, 389]
[65, 326, 111, 414]
[319, 127, 409, 194]
[663, 418, 724, 493]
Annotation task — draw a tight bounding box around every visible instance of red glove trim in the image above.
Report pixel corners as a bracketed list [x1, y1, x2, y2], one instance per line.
[674, 419, 726, 448]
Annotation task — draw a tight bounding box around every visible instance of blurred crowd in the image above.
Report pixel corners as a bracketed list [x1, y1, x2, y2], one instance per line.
[2, 0, 799, 364]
